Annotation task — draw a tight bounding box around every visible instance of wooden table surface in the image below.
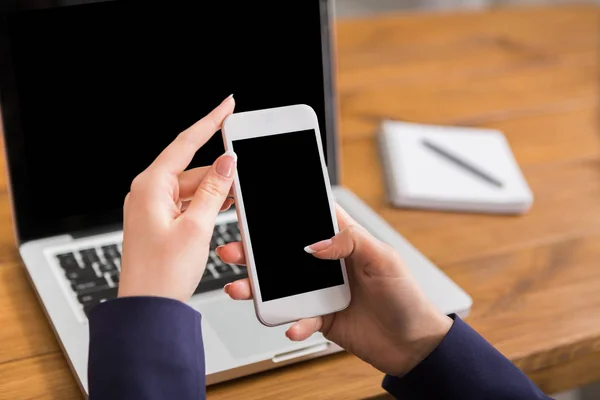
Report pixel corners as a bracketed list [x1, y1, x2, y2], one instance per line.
[1, 4, 599, 399]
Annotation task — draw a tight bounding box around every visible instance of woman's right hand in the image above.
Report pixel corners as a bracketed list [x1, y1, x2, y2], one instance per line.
[217, 205, 453, 377]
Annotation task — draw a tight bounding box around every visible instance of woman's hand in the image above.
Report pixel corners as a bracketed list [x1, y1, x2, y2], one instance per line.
[118, 95, 237, 302]
[217, 205, 453, 377]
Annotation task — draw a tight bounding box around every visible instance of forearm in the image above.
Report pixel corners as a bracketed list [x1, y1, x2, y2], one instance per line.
[88, 297, 205, 400]
[383, 315, 551, 400]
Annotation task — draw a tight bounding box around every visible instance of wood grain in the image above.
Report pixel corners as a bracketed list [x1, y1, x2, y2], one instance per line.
[208, 353, 385, 400]
[0, 4, 598, 399]
[344, 151, 600, 265]
[342, 104, 600, 166]
[0, 353, 80, 400]
[445, 232, 600, 370]
[0, 262, 61, 364]
[336, 5, 599, 139]
[528, 346, 600, 395]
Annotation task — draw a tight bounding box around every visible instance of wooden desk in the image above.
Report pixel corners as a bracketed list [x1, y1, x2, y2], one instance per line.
[0, 4, 598, 399]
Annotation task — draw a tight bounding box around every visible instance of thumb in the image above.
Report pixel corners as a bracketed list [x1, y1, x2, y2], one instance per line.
[182, 151, 237, 228]
[304, 224, 376, 262]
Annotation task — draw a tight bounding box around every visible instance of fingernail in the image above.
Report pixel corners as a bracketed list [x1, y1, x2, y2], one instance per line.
[220, 198, 234, 212]
[304, 239, 333, 254]
[216, 151, 237, 178]
[215, 246, 224, 256]
[221, 94, 234, 104]
[223, 283, 232, 294]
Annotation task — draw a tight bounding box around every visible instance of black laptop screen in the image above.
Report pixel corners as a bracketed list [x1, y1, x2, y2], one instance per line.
[0, 1, 332, 242]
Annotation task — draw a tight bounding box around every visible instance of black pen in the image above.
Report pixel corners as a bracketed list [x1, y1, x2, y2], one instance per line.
[422, 139, 504, 188]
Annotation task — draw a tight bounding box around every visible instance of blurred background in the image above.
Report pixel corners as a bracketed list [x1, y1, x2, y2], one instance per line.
[335, 1, 599, 400]
[336, 0, 600, 17]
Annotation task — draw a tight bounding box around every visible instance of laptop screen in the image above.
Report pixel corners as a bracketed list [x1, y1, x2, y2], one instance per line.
[0, 1, 335, 242]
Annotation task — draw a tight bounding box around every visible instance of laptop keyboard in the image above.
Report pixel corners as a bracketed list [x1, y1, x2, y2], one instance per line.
[54, 222, 246, 317]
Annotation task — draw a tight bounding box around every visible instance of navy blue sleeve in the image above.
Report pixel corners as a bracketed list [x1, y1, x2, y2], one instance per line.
[88, 297, 205, 400]
[383, 315, 551, 399]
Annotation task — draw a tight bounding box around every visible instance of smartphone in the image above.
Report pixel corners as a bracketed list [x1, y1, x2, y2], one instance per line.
[222, 104, 351, 327]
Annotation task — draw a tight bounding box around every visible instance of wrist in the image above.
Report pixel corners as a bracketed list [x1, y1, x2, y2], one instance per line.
[117, 279, 188, 303]
[394, 308, 453, 377]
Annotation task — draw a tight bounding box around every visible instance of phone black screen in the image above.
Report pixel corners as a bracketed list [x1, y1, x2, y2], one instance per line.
[234, 130, 344, 302]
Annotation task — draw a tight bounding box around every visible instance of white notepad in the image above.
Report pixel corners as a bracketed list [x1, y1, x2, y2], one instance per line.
[379, 120, 534, 214]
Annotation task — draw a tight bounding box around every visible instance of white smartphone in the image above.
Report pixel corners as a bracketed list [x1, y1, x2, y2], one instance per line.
[222, 104, 351, 327]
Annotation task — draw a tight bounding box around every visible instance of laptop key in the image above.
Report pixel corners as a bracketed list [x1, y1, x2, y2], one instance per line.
[227, 223, 239, 237]
[57, 252, 76, 260]
[83, 298, 114, 317]
[101, 245, 120, 260]
[110, 273, 120, 284]
[56, 253, 80, 271]
[71, 277, 109, 293]
[84, 302, 101, 317]
[221, 230, 233, 242]
[65, 268, 97, 281]
[78, 287, 118, 305]
[234, 264, 247, 273]
[202, 268, 216, 280]
[78, 293, 95, 305]
[80, 248, 100, 265]
[215, 263, 233, 275]
[194, 269, 246, 295]
[99, 260, 118, 273]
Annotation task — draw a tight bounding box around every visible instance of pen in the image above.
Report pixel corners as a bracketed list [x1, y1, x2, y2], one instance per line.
[422, 139, 504, 188]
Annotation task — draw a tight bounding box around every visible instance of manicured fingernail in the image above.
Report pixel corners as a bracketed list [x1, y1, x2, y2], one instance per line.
[304, 239, 333, 254]
[216, 151, 237, 178]
[220, 198, 234, 212]
[222, 94, 234, 104]
[223, 283, 232, 294]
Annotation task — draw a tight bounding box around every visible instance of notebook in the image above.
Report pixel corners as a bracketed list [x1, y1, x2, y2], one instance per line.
[379, 120, 534, 214]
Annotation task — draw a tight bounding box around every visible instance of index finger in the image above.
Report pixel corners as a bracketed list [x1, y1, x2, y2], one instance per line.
[150, 95, 235, 175]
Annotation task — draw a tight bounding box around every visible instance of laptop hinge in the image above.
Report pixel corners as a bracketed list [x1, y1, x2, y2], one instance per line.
[71, 223, 123, 240]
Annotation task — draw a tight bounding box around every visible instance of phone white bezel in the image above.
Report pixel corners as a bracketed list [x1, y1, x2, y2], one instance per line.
[222, 104, 351, 327]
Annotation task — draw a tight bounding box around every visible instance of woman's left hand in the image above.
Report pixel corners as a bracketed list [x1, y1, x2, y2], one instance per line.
[118, 95, 237, 302]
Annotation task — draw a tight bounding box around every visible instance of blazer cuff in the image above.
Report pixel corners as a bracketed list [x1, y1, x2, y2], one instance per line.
[382, 315, 548, 400]
[88, 297, 205, 400]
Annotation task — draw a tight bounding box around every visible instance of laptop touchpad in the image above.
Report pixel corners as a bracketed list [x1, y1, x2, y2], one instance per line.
[199, 297, 325, 360]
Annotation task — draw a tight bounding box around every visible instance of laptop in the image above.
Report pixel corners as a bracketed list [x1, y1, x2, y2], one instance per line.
[0, 0, 472, 395]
